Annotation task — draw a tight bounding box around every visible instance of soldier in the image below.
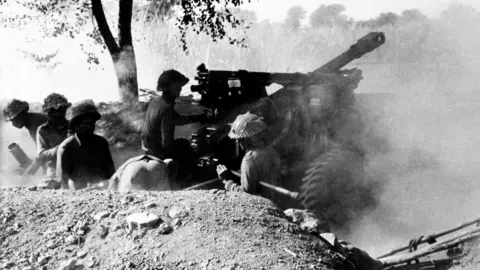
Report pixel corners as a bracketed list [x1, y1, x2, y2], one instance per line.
[2, 99, 48, 143]
[216, 112, 282, 203]
[56, 100, 115, 190]
[35, 93, 71, 189]
[141, 69, 205, 178]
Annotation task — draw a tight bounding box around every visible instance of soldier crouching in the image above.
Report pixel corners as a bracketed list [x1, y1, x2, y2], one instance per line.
[56, 100, 115, 190]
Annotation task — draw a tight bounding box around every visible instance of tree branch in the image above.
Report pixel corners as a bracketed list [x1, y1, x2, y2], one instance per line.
[91, 0, 120, 56]
[118, 0, 133, 49]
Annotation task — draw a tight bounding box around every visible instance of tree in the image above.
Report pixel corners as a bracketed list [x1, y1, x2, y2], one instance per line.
[284, 5, 306, 31]
[440, 3, 480, 23]
[0, 0, 250, 103]
[375, 12, 399, 27]
[309, 3, 348, 28]
[401, 9, 428, 22]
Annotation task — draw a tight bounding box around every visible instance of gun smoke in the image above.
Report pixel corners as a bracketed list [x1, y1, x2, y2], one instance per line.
[1, 1, 480, 258]
[345, 5, 480, 255]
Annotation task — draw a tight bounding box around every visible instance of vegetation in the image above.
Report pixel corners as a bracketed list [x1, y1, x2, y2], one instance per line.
[1, 2, 480, 101]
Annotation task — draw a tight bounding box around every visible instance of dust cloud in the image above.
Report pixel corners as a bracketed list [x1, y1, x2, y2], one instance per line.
[347, 7, 480, 256]
[1, 0, 480, 258]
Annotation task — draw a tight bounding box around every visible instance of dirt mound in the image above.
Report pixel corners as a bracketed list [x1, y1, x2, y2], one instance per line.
[0, 188, 343, 270]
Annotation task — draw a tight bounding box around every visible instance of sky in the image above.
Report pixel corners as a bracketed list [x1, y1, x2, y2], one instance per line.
[1, 0, 480, 102]
[243, 0, 480, 21]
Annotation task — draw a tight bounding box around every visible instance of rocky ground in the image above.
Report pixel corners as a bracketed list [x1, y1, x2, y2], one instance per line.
[0, 188, 351, 270]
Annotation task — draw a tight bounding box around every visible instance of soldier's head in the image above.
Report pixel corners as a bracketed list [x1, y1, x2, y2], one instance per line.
[42, 93, 71, 120]
[156, 69, 189, 99]
[2, 99, 30, 128]
[228, 112, 268, 150]
[67, 99, 101, 137]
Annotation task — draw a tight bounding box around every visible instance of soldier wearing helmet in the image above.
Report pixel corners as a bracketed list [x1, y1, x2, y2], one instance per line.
[216, 112, 282, 202]
[2, 99, 48, 143]
[56, 100, 115, 190]
[35, 93, 71, 189]
[141, 69, 206, 179]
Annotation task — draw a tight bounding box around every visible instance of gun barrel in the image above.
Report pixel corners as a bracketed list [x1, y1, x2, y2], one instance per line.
[8, 142, 33, 169]
[314, 32, 386, 74]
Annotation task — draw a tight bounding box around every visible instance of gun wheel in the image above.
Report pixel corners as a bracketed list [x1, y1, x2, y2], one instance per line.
[300, 147, 373, 231]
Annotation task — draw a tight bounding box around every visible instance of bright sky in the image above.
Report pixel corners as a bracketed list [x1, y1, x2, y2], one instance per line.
[1, 0, 480, 103]
[244, 0, 480, 21]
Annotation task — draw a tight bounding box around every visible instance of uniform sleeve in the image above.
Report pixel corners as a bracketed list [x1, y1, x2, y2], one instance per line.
[36, 128, 59, 162]
[101, 139, 116, 180]
[161, 109, 176, 155]
[56, 144, 70, 188]
[224, 155, 258, 194]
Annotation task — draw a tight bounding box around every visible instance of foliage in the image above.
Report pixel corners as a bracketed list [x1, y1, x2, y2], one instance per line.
[284, 5, 306, 31]
[0, 0, 251, 61]
[309, 4, 349, 28]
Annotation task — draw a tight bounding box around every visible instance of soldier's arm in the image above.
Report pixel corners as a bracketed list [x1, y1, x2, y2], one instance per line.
[224, 155, 258, 194]
[56, 145, 70, 189]
[161, 109, 176, 155]
[101, 139, 116, 180]
[36, 128, 59, 162]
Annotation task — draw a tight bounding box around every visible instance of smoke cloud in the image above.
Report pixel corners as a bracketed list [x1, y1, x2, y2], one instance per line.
[346, 5, 480, 256]
[1, 1, 480, 259]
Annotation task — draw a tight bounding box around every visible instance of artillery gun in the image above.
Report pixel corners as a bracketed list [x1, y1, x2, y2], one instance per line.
[184, 32, 386, 230]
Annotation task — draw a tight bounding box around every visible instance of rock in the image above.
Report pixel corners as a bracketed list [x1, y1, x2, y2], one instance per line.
[158, 223, 173, 235]
[2, 262, 14, 269]
[86, 257, 96, 268]
[126, 213, 162, 230]
[283, 209, 331, 234]
[22, 266, 35, 270]
[27, 186, 37, 191]
[122, 195, 134, 204]
[93, 211, 110, 221]
[145, 202, 157, 208]
[29, 253, 38, 264]
[17, 258, 28, 264]
[47, 241, 58, 249]
[64, 235, 78, 245]
[76, 250, 88, 259]
[99, 225, 109, 239]
[38, 256, 50, 266]
[109, 211, 118, 218]
[171, 218, 182, 228]
[168, 206, 189, 219]
[58, 258, 76, 270]
[6, 227, 17, 235]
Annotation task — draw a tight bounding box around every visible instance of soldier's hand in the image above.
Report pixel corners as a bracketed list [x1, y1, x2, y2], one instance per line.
[216, 164, 231, 180]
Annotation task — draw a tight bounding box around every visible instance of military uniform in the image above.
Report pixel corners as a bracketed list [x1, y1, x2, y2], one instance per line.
[56, 99, 115, 190]
[223, 145, 282, 202]
[36, 119, 69, 179]
[57, 134, 115, 190]
[218, 112, 283, 204]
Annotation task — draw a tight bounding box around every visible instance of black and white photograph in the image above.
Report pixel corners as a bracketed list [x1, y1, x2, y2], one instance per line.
[1, 0, 479, 269]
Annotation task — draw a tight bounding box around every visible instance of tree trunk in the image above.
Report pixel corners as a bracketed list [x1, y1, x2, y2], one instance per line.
[91, 0, 139, 103]
[112, 45, 139, 102]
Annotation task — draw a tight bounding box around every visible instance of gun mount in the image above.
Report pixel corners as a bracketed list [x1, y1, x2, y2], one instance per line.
[184, 33, 387, 219]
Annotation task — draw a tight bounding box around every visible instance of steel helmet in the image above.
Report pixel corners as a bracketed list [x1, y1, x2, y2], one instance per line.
[228, 112, 267, 140]
[2, 99, 29, 121]
[42, 93, 71, 113]
[66, 99, 101, 123]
